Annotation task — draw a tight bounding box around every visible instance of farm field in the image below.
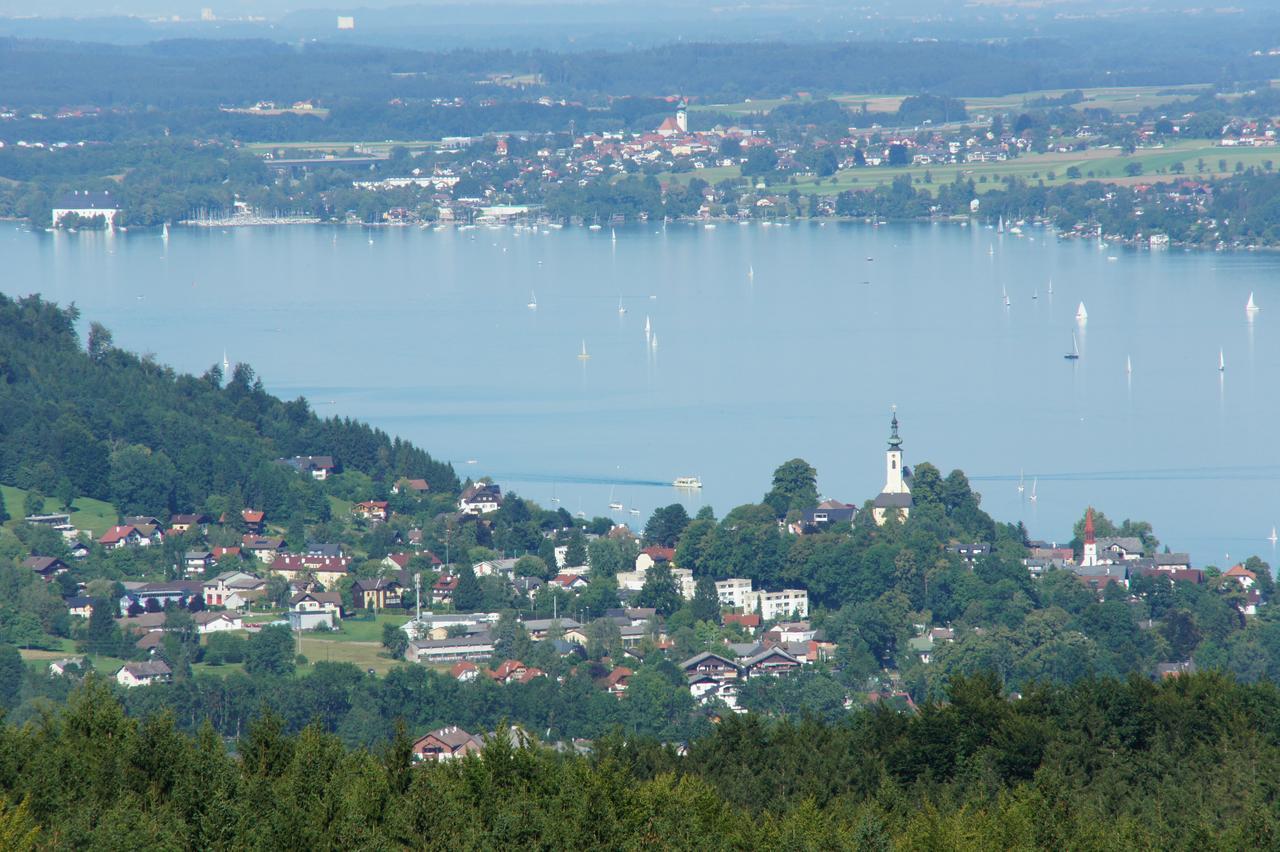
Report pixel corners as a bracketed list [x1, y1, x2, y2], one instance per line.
[663, 140, 1280, 197]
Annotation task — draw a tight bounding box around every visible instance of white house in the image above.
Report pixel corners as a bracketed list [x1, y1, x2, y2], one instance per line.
[52, 190, 120, 228]
[193, 611, 244, 634]
[115, 660, 172, 688]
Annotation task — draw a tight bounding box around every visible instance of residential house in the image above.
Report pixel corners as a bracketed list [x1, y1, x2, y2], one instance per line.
[352, 501, 389, 523]
[289, 591, 343, 630]
[68, 541, 90, 560]
[22, 556, 68, 579]
[635, 546, 676, 572]
[1224, 564, 1258, 589]
[240, 510, 265, 534]
[306, 542, 345, 558]
[278, 455, 336, 480]
[765, 622, 815, 644]
[183, 551, 214, 576]
[168, 513, 209, 534]
[947, 542, 991, 564]
[796, 500, 856, 533]
[203, 570, 266, 609]
[243, 536, 287, 564]
[681, 651, 740, 681]
[48, 657, 85, 677]
[193, 611, 244, 634]
[472, 558, 517, 578]
[550, 573, 590, 591]
[210, 545, 242, 562]
[392, 478, 430, 495]
[411, 726, 482, 762]
[99, 525, 145, 550]
[451, 660, 480, 681]
[115, 660, 172, 688]
[723, 613, 761, 632]
[743, 646, 802, 677]
[431, 574, 458, 606]
[64, 596, 94, 619]
[596, 666, 633, 696]
[384, 551, 442, 573]
[269, 554, 352, 589]
[1097, 537, 1145, 561]
[352, 575, 406, 610]
[458, 483, 502, 516]
[1073, 563, 1129, 595]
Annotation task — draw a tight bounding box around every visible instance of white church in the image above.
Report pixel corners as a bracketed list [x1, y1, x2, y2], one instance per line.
[872, 410, 913, 525]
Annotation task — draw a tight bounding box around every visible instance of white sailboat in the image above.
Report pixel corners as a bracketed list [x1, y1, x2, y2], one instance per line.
[748, 264, 754, 281]
[644, 316, 651, 337]
[1047, 278, 1053, 295]
[611, 227, 617, 244]
[1076, 301, 1088, 323]
[1002, 285, 1010, 307]
[608, 485, 623, 511]
[1126, 355, 1132, 375]
[1219, 347, 1225, 372]
[527, 291, 537, 310]
[1247, 292, 1259, 312]
[222, 349, 230, 377]
[1270, 526, 1277, 546]
[578, 340, 591, 360]
[1017, 469, 1025, 496]
[650, 332, 658, 349]
[1029, 478, 1037, 503]
[162, 222, 170, 241]
[618, 298, 627, 315]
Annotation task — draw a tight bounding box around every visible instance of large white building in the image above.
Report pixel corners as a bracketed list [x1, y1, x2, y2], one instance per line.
[51, 190, 120, 228]
[872, 411, 913, 525]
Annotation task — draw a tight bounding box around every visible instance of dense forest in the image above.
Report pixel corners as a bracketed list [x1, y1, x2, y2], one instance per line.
[3, 25, 1280, 113]
[0, 294, 457, 519]
[0, 672, 1278, 847]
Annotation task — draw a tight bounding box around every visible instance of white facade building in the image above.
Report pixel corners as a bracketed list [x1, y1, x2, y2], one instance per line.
[52, 190, 120, 228]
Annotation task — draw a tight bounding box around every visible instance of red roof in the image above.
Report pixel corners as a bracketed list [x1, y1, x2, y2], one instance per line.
[597, 666, 633, 689]
[450, 661, 478, 678]
[491, 660, 526, 680]
[724, 613, 760, 629]
[99, 525, 137, 544]
[433, 575, 458, 592]
[642, 546, 675, 563]
[211, 546, 241, 559]
[242, 509, 264, 523]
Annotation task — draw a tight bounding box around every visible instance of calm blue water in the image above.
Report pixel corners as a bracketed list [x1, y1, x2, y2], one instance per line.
[4, 219, 1280, 566]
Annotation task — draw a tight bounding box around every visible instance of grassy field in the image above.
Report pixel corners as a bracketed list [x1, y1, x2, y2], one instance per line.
[322, 613, 411, 643]
[297, 636, 404, 674]
[662, 140, 1280, 198]
[0, 484, 117, 536]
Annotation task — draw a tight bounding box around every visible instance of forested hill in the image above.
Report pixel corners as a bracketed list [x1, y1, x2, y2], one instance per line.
[0, 294, 457, 517]
[3, 672, 1279, 847]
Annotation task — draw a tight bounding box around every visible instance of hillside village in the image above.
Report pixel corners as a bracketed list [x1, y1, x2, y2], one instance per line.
[11, 414, 1271, 752]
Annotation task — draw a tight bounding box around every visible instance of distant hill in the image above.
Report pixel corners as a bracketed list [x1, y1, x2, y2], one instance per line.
[0, 293, 457, 519]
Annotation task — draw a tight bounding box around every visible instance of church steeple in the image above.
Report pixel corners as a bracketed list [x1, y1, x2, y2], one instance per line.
[888, 410, 902, 450]
[1082, 507, 1098, 566]
[873, 407, 912, 526]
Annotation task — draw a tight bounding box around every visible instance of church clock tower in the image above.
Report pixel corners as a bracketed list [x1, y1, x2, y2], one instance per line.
[872, 409, 913, 525]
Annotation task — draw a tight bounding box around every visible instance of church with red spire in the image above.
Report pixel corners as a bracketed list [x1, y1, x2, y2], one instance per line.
[1082, 507, 1098, 566]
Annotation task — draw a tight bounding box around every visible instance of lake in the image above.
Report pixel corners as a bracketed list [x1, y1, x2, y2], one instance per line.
[5, 219, 1280, 566]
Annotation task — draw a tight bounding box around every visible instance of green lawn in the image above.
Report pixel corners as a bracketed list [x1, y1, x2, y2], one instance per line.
[324, 613, 411, 643]
[1, 484, 117, 536]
